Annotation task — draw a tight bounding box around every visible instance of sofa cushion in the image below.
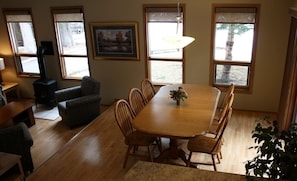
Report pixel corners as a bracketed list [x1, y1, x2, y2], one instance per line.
[81, 76, 100, 96]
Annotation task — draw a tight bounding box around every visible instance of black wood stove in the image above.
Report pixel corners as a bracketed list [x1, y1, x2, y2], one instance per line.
[33, 46, 57, 106]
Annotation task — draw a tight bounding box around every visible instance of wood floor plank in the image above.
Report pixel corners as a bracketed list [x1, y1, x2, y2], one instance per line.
[27, 104, 276, 180]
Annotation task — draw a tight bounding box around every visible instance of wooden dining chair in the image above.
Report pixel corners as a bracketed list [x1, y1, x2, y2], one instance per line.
[128, 88, 147, 116]
[128, 88, 162, 151]
[141, 79, 156, 102]
[114, 99, 156, 168]
[208, 93, 234, 161]
[186, 108, 232, 171]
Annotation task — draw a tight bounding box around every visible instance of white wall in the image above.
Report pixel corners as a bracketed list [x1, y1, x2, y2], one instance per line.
[0, 0, 293, 112]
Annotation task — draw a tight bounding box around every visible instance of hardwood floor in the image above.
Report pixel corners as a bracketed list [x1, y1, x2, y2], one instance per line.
[29, 105, 109, 170]
[27, 104, 276, 180]
[29, 115, 83, 170]
[187, 110, 276, 175]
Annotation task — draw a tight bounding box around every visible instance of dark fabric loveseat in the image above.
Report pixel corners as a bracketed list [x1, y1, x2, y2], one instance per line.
[55, 76, 102, 128]
[0, 122, 34, 173]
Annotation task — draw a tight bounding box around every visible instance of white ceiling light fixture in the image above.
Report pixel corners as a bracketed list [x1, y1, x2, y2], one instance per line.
[163, 0, 195, 49]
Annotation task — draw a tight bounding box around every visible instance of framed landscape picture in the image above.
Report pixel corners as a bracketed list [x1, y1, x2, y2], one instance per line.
[90, 22, 139, 60]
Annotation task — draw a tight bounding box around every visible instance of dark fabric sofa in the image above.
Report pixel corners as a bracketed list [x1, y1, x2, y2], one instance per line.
[0, 122, 34, 173]
[0, 84, 7, 106]
[55, 76, 102, 128]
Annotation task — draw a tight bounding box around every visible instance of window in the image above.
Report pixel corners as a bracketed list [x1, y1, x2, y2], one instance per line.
[144, 5, 186, 84]
[210, 4, 260, 92]
[3, 9, 39, 76]
[52, 7, 90, 79]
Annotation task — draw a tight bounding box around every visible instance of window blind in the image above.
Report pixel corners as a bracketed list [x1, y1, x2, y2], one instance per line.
[215, 7, 256, 23]
[52, 8, 83, 22]
[4, 9, 32, 22]
[146, 7, 183, 22]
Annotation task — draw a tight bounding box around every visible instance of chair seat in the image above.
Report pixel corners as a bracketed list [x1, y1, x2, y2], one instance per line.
[187, 135, 220, 155]
[125, 131, 155, 146]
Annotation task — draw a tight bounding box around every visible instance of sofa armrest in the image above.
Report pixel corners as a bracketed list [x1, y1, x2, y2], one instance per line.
[18, 122, 33, 146]
[0, 122, 33, 151]
[55, 86, 81, 102]
[66, 94, 102, 108]
[0, 122, 34, 173]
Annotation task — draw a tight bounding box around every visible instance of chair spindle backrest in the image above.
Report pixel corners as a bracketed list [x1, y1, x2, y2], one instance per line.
[214, 93, 234, 134]
[215, 107, 232, 139]
[114, 99, 135, 138]
[217, 93, 234, 124]
[212, 108, 233, 152]
[141, 79, 156, 102]
[128, 88, 147, 116]
[220, 84, 234, 106]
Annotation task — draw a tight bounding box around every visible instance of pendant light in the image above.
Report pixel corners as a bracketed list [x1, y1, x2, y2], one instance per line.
[163, 0, 195, 49]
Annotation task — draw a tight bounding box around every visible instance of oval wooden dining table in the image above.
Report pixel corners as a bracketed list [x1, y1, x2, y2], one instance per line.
[133, 84, 221, 164]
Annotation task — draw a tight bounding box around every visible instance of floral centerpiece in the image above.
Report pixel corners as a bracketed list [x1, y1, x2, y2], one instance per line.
[170, 86, 188, 105]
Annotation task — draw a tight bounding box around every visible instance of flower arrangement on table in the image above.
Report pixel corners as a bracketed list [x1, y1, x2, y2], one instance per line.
[170, 86, 188, 105]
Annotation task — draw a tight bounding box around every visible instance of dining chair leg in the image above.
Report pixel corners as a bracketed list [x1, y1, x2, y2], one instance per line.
[186, 152, 192, 167]
[133, 145, 139, 153]
[157, 137, 162, 152]
[123, 146, 133, 168]
[217, 154, 221, 164]
[147, 146, 153, 162]
[212, 155, 217, 171]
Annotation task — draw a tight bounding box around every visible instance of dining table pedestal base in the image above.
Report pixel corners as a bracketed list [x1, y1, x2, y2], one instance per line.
[155, 138, 188, 166]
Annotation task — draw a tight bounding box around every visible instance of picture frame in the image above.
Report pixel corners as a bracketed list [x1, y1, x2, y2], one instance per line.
[90, 22, 139, 60]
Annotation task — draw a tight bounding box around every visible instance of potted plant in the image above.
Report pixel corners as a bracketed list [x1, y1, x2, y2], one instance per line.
[245, 116, 297, 180]
[169, 86, 188, 105]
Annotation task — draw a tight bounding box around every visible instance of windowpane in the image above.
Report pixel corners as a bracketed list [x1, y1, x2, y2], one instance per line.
[10, 22, 37, 54]
[214, 24, 254, 62]
[148, 22, 182, 59]
[215, 64, 248, 86]
[20, 56, 39, 73]
[56, 22, 87, 55]
[150, 60, 182, 84]
[63, 57, 90, 78]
